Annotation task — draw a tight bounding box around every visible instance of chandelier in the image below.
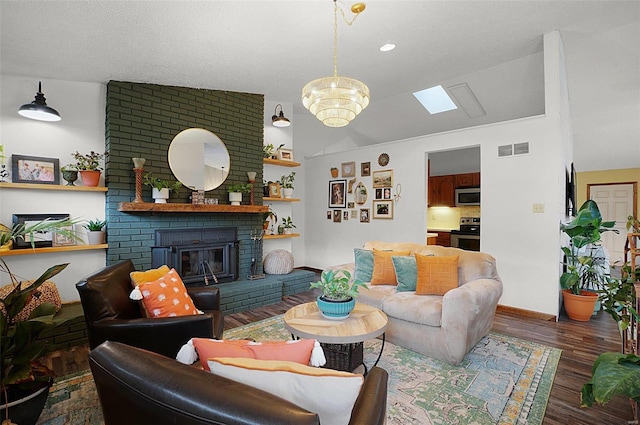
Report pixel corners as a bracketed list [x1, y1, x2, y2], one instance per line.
[302, 1, 370, 128]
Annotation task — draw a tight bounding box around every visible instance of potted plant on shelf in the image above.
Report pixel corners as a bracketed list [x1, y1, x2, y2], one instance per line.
[560, 200, 617, 321]
[0, 259, 69, 425]
[279, 172, 295, 199]
[227, 183, 252, 206]
[83, 219, 106, 245]
[263, 143, 284, 159]
[282, 216, 296, 235]
[143, 173, 182, 203]
[71, 150, 108, 187]
[60, 164, 78, 186]
[310, 269, 367, 320]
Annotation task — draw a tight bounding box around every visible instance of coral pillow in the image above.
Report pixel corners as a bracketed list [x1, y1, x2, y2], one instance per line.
[370, 249, 410, 285]
[189, 338, 317, 371]
[130, 265, 171, 287]
[208, 358, 363, 425]
[136, 269, 199, 318]
[415, 254, 459, 295]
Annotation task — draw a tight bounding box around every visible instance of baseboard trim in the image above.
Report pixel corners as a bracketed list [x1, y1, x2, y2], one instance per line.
[496, 304, 557, 321]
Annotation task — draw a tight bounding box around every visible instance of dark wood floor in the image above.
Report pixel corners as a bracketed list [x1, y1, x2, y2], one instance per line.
[45, 291, 635, 425]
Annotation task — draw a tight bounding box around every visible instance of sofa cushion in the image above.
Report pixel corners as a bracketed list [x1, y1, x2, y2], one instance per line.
[134, 269, 200, 318]
[414, 246, 498, 284]
[207, 357, 363, 425]
[370, 249, 410, 285]
[391, 255, 417, 292]
[356, 284, 396, 310]
[130, 265, 171, 287]
[354, 248, 374, 282]
[415, 254, 459, 295]
[381, 291, 443, 326]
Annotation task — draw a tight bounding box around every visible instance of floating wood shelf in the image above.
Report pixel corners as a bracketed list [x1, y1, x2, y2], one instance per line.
[264, 197, 300, 203]
[263, 158, 301, 167]
[0, 182, 108, 192]
[0, 244, 108, 257]
[118, 202, 268, 213]
[263, 233, 300, 239]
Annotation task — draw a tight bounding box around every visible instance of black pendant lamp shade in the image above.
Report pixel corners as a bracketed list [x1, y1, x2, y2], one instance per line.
[18, 81, 61, 122]
[272, 104, 291, 127]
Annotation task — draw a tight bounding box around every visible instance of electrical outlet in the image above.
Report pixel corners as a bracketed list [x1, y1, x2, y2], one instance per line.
[532, 203, 545, 213]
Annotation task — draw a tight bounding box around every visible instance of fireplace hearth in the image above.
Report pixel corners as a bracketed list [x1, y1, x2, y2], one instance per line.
[151, 227, 238, 286]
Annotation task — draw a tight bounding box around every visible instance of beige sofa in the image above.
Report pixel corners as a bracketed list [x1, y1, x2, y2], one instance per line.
[327, 241, 503, 365]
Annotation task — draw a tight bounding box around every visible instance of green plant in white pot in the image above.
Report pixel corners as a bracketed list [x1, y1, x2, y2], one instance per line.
[310, 270, 367, 320]
[279, 172, 295, 199]
[143, 173, 182, 203]
[227, 183, 251, 206]
[84, 219, 106, 245]
[282, 216, 296, 235]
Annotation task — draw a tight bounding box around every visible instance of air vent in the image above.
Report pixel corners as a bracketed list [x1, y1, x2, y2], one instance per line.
[498, 142, 530, 158]
[498, 144, 513, 157]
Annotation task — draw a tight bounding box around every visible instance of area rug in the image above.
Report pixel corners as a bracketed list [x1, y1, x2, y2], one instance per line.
[36, 315, 561, 425]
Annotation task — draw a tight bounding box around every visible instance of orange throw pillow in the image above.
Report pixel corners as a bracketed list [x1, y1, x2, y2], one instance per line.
[370, 249, 411, 285]
[415, 254, 459, 295]
[130, 265, 171, 287]
[192, 338, 316, 371]
[137, 268, 200, 318]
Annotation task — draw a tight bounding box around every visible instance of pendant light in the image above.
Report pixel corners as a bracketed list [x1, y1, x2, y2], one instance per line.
[272, 104, 291, 127]
[18, 81, 61, 122]
[301, 1, 369, 128]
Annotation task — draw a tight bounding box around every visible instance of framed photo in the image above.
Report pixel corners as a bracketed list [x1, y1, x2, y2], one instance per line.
[372, 201, 394, 219]
[327, 211, 332, 220]
[360, 208, 370, 223]
[341, 161, 356, 177]
[350, 210, 358, 219]
[12, 155, 60, 185]
[333, 210, 342, 222]
[12, 213, 70, 249]
[383, 187, 392, 200]
[53, 225, 76, 246]
[361, 162, 371, 177]
[372, 170, 393, 188]
[375, 188, 383, 200]
[328, 179, 347, 208]
[343, 211, 349, 220]
[347, 202, 355, 209]
[277, 149, 294, 162]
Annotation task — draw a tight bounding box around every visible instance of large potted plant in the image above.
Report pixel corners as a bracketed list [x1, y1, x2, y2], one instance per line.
[143, 173, 182, 203]
[310, 270, 367, 320]
[0, 259, 69, 425]
[560, 200, 617, 321]
[71, 150, 108, 187]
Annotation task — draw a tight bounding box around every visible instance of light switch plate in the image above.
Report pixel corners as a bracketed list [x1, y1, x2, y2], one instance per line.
[532, 203, 545, 213]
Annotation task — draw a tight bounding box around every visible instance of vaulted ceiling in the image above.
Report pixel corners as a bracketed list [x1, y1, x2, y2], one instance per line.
[1, 1, 638, 172]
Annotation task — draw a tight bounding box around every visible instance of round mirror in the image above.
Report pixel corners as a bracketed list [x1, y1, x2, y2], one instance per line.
[168, 128, 230, 191]
[355, 182, 367, 205]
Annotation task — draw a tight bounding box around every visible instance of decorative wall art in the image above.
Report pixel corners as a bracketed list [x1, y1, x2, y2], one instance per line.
[348, 177, 357, 193]
[360, 208, 370, 223]
[355, 182, 367, 205]
[372, 201, 394, 219]
[341, 161, 356, 177]
[277, 148, 294, 161]
[361, 162, 371, 177]
[383, 187, 392, 200]
[347, 202, 355, 209]
[333, 210, 342, 222]
[328, 179, 347, 208]
[372, 170, 393, 188]
[12, 213, 70, 248]
[327, 211, 332, 220]
[377, 153, 390, 167]
[11, 154, 60, 185]
[343, 211, 349, 220]
[351, 210, 358, 219]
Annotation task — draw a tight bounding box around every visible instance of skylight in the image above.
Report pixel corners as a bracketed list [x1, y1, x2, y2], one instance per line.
[413, 85, 457, 114]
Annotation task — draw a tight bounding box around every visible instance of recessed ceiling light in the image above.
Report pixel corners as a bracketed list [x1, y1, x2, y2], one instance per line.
[412, 85, 458, 114]
[379, 43, 396, 52]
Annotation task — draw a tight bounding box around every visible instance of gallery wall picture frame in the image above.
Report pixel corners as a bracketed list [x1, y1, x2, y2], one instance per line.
[328, 179, 347, 208]
[327, 211, 332, 220]
[277, 148, 294, 161]
[360, 208, 370, 223]
[333, 210, 342, 222]
[11, 154, 60, 185]
[361, 162, 371, 177]
[372, 201, 394, 219]
[351, 210, 358, 219]
[12, 213, 70, 248]
[341, 161, 356, 177]
[372, 170, 393, 188]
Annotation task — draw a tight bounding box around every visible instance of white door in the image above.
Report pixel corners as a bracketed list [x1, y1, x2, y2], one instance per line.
[589, 183, 636, 264]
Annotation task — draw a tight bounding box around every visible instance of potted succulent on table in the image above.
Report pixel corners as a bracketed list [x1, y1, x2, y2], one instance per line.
[143, 173, 182, 203]
[71, 150, 108, 187]
[227, 183, 252, 206]
[279, 172, 295, 199]
[0, 259, 70, 425]
[310, 270, 367, 320]
[84, 219, 106, 245]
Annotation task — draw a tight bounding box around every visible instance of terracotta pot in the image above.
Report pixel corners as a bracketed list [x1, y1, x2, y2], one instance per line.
[331, 168, 339, 178]
[79, 170, 101, 187]
[562, 289, 598, 321]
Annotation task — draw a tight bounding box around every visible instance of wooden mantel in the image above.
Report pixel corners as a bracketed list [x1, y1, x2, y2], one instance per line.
[118, 202, 268, 213]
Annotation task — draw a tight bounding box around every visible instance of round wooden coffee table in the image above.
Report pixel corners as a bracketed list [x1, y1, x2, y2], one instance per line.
[283, 302, 388, 373]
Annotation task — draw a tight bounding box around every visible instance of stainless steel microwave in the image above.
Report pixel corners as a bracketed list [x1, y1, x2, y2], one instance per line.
[455, 187, 480, 206]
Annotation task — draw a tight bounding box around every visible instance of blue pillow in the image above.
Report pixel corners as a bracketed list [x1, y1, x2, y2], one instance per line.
[354, 248, 374, 282]
[392, 256, 417, 292]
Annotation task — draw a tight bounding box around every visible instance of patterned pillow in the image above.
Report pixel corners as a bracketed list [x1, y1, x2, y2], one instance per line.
[415, 254, 459, 295]
[370, 249, 410, 285]
[134, 268, 200, 318]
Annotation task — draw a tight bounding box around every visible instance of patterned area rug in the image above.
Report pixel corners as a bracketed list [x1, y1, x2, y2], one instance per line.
[36, 315, 561, 425]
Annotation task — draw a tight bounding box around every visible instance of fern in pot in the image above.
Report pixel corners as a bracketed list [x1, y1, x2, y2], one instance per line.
[310, 270, 367, 320]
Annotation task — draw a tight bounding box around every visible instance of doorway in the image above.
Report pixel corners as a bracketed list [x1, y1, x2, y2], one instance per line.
[588, 183, 637, 263]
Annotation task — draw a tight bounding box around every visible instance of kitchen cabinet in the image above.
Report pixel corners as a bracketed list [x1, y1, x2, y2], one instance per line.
[428, 175, 455, 207]
[454, 172, 480, 188]
[434, 232, 451, 247]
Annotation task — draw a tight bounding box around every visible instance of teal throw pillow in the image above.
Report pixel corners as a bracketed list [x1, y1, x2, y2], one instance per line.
[392, 256, 418, 292]
[354, 248, 374, 282]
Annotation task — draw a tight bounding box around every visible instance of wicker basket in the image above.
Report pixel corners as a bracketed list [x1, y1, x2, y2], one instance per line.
[321, 342, 363, 372]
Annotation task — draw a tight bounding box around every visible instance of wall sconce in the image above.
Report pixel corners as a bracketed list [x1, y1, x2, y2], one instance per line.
[18, 81, 61, 122]
[272, 104, 291, 127]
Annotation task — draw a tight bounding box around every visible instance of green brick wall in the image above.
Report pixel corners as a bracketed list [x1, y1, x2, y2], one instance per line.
[105, 81, 264, 278]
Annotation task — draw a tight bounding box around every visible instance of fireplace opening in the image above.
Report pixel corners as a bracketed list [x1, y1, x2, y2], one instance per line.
[151, 227, 238, 286]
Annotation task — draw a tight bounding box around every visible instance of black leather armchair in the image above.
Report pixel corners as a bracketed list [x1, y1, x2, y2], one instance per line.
[89, 341, 389, 425]
[76, 260, 224, 358]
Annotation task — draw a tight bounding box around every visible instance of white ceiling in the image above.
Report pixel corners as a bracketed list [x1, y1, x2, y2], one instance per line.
[1, 1, 638, 172]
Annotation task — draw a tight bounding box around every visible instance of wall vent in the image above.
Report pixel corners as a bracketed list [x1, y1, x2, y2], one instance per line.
[498, 142, 529, 158]
[498, 144, 513, 157]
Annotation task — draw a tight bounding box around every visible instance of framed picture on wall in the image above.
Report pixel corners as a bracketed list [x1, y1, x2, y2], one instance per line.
[360, 208, 370, 223]
[372, 170, 393, 188]
[361, 162, 371, 177]
[11, 155, 60, 185]
[372, 201, 394, 219]
[328, 179, 347, 208]
[333, 210, 342, 222]
[341, 161, 356, 177]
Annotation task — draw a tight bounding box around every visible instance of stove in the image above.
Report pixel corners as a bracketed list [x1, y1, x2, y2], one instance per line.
[450, 217, 480, 251]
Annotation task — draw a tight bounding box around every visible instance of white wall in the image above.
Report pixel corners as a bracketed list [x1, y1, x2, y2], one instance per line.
[0, 75, 107, 301]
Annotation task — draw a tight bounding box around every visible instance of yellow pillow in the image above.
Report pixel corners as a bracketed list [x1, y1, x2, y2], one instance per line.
[415, 254, 459, 295]
[130, 265, 171, 287]
[370, 249, 410, 285]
